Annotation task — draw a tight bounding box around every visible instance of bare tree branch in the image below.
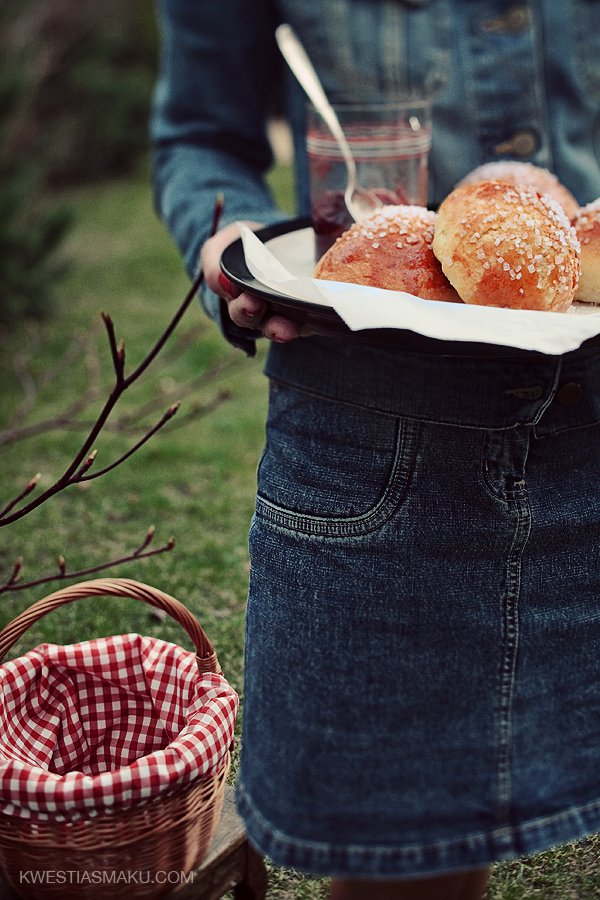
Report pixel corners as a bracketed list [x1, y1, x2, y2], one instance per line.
[0, 322, 229, 446]
[114, 356, 236, 431]
[0, 194, 224, 527]
[102, 312, 126, 385]
[153, 389, 232, 432]
[0, 530, 176, 595]
[0, 473, 41, 520]
[81, 404, 179, 480]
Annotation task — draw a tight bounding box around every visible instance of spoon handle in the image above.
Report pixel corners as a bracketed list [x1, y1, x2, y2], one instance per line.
[275, 24, 356, 181]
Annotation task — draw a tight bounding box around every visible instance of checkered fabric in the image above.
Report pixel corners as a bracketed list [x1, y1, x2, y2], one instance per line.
[0, 633, 238, 821]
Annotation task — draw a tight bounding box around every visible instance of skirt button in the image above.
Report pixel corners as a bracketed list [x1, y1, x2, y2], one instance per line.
[556, 382, 583, 405]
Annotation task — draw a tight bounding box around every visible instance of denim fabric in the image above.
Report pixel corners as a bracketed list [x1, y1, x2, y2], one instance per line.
[238, 340, 600, 877]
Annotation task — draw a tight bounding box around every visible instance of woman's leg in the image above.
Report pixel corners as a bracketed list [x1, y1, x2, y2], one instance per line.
[330, 866, 491, 900]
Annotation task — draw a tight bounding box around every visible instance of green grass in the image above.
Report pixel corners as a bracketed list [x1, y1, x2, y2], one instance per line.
[0, 169, 598, 899]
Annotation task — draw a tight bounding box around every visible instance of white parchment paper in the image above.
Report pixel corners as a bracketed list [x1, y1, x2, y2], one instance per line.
[239, 224, 600, 355]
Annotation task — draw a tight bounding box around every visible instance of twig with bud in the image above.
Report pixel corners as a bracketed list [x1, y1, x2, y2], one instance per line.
[0, 527, 176, 595]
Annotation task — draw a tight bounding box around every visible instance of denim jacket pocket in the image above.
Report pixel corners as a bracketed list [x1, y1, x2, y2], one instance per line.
[254, 383, 417, 538]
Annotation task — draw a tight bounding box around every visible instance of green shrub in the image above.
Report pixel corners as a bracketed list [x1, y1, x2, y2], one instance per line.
[0, 28, 71, 326]
[0, 0, 157, 325]
[4, 0, 158, 187]
[0, 162, 71, 326]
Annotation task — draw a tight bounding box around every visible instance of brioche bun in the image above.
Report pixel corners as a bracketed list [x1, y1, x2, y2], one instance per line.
[572, 198, 600, 304]
[457, 161, 579, 219]
[314, 205, 461, 302]
[432, 180, 580, 312]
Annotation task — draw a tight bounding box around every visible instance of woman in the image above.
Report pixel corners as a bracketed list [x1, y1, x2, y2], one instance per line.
[151, 3, 600, 897]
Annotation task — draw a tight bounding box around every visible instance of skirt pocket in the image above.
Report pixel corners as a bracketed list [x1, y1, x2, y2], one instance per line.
[255, 382, 417, 538]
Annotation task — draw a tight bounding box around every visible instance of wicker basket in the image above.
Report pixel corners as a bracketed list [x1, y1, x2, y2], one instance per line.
[0, 578, 233, 899]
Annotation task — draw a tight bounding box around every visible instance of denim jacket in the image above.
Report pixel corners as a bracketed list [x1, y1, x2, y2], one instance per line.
[151, 0, 600, 353]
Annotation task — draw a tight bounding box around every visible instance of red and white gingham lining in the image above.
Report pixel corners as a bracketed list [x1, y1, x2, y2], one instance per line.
[0, 634, 238, 821]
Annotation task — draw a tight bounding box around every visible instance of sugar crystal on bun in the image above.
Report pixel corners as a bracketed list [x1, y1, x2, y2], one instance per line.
[432, 180, 580, 312]
[571, 198, 600, 304]
[314, 205, 461, 302]
[457, 160, 580, 219]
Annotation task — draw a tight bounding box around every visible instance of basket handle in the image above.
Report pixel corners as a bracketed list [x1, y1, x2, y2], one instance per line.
[0, 578, 221, 674]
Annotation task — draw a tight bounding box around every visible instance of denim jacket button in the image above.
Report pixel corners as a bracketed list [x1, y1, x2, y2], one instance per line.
[483, 5, 531, 34]
[493, 128, 539, 157]
[556, 382, 583, 406]
[504, 5, 531, 33]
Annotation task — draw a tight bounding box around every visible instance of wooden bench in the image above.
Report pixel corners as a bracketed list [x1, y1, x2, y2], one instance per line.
[0, 786, 268, 900]
[172, 785, 268, 899]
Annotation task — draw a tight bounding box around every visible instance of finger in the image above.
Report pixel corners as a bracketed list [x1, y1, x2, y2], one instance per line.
[262, 313, 303, 343]
[227, 292, 268, 328]
[201, 221, 264, 295]
[218, 272, 241, 299]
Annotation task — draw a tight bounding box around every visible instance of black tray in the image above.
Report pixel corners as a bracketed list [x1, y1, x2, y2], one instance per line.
[220, 218, 600, 358]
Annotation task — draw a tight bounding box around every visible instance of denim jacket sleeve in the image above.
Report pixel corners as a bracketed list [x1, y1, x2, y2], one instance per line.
[150, 0, 289, 354]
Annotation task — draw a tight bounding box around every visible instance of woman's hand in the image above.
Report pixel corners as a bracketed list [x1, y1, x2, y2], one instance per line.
[201, 221, 304, 343]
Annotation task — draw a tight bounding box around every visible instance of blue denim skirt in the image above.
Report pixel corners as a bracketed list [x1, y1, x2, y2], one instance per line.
[237, 336, 600, 879]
